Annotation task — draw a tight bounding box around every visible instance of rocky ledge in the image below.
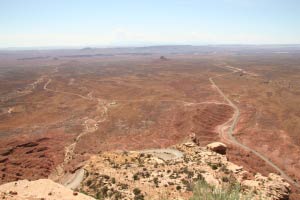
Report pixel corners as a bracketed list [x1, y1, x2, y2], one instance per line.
[78, 141, 290, 200]
[0, 179, 93, 200]
[0, 141, 291, 200]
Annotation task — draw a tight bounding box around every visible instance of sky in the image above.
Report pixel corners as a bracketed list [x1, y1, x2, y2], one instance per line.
[0, 0, 300, 48]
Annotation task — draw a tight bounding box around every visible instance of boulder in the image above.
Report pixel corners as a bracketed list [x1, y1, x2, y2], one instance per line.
[183, 142, 196, 148]
[242, 179, 259, 190]
[226, 163, 243, 173]
[202, 172, 220, 187]
[206, 142, 227, 155]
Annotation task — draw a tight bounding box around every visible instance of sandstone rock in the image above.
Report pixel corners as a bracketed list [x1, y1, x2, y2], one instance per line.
[147, 157, 165, 164]
[78, 141, 291, 200]
[226, 163, 243, 173]
[264, 173, 290, 200]
[242, 173, 291, 200]
[202, 172, 220, 187]
[242, 179, 259, 190]
[206, 142, 227, 155]
[0, 179, 94, 200]
[183, 142, 196, 147]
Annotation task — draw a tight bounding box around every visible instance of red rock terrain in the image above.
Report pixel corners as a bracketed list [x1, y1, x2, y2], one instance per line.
[1, 50, 300, 198]
[75, 103, 233, 152]
[0, 130, 72, 184]
[0, 54, 230, 184]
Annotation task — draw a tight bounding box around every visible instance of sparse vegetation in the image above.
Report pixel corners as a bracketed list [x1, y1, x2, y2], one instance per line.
[0, 47, 296, 200]
[133, 188, 144, 200]
[190, 180, 247, 200]
[153, 177, 159, 186]
[210, 164, 218, 170]
[134, 194, 144, 200]
[133, 173, 139, 181]
[133, 188, 141, 195]
[222, 176, 229, 182]
[111, 177, 116, 184]
[96, 191, 103, 200]
[86, 179, 92, 186]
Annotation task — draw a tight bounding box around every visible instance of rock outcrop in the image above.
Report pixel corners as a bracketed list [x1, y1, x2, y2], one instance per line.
[206, 142, 227, 155]
[0, 133, 71, 184]
[160, 56, 167, 60]
[0, 179, 93, 200]
[0, 141, 291, 200]
[242, 173, 291, 200]
[78, 141, 290, 200]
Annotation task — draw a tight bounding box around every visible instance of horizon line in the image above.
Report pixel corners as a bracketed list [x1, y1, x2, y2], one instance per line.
[1, 43, 300, 51]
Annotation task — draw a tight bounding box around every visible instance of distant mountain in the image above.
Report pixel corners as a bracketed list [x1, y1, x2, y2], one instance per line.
[2, 45, 300, 60]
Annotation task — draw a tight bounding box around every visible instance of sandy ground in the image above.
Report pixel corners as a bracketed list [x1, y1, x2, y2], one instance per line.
[0, 179, 94, 200]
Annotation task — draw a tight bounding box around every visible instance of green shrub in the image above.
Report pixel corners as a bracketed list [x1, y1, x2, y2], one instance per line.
[111, 177, 116, 184]
[176, 185, 182, 190]
[113, 191, 122, 199]
[133, 188, 144, 200]
[153, 177, 159, 185]
[86, 179, 92, 186]
[134, 194, 144, 200]
[188, 171, 194, 178]
[222, 176, 229, 182]
[100, 186, 109, 197]
[133, 173, 139, 181]
[190, 180, 249, 200]
[210, 164, 218, 170]
[119, 183, 129, 190]
[133, 188, 141, 195]
[96, 191, 103, 200]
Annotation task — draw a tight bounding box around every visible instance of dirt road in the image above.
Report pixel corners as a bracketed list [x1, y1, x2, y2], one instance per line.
[44, 78, 92, 100]
[210, 66, 300, 188]
[139, 149, 183, 161]
[64, 169, 85, 190]
[44, 65, 299, 189]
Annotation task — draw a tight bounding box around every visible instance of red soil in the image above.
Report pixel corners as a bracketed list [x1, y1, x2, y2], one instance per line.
[0, 130, 73, 184]
[71, 103, 233, 168]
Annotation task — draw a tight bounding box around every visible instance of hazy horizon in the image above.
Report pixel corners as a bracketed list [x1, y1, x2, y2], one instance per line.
[2, 44, 300, 51]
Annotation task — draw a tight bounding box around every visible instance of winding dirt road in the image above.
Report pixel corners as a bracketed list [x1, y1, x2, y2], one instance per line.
[44, 79, 92, 100]
[42, 73, 230, 188]
[211, 66, 300, 188]
[43, 65, 299, 189]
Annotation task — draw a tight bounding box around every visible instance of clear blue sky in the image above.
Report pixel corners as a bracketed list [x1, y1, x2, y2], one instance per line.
[0, 0, 299, 47]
